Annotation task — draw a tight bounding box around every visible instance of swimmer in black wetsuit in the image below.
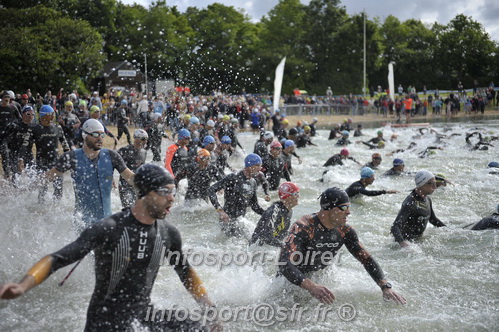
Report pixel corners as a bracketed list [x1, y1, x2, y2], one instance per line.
[391, 171, 446, 247]
[382, 158, 408, 177]
[117, 129, 148, 208]
[261, 141, 291, 190]
[278, 187, 407, 305]
[208, 153, 266, 237]
[0, 164, 221, 332]
[323, 148, 360, 167]
[345, 167, 399, 198]
[250, 182, 299, 247]
[363, 153, 382, 170]
[471, 205, 499, 230]
[176, 148, 223, 202]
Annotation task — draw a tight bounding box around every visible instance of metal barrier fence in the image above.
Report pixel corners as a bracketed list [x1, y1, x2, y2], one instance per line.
[280, 103, 374, 116]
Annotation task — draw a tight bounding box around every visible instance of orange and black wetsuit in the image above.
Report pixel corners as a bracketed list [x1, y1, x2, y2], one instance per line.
[164, 143, 190, 177]
[29, 208, 207, 332]
[278, 214, 385, 286]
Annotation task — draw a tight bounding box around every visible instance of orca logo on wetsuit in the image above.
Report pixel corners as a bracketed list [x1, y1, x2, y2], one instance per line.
[316, 242, 340, 248]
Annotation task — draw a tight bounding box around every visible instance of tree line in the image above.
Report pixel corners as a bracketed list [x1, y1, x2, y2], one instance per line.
[1, 0, 497, 96]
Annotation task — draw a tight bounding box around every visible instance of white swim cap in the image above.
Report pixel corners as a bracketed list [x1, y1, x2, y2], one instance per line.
[82, 119, 104, 139]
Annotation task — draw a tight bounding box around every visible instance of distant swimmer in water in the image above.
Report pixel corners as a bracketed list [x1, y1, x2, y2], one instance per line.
[345, 167, 399, 199]
[435, 173, 452, 188]
[487, 161, 499, 175]
[335, 130, 352, 146]
[382, 158, 408, 177]
[277, 187, 407, 305]
[363, 153, 382, 170]
[386, 142, 417, 156]
[391, 171, 446, 247]
[466, 131, 494, 151]
[250, 182, 300, 247]
[470, 204, 499, 230]
[323, 148, 361, 167]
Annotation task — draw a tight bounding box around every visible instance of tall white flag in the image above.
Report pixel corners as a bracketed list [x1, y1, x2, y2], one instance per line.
[388, 62, 395, 101]
[273, 57, 286, 112]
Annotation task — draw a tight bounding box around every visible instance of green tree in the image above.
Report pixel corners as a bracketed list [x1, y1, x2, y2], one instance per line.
[0, 6, 104, 93]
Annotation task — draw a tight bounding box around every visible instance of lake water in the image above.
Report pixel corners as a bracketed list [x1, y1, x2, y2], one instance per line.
[0, 119, 498, 331]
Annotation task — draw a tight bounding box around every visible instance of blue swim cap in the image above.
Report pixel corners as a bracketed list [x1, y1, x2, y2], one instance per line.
[488, 161, 499, 168]
[284, 140, 295, 148]
[342, 130, 350, 136]
[39, 105, 54, 116]
[221, 136, 232, 144]
[361, 167, 375, 178]
[393, 158, 404, 166]
[190, 116, 200, 124]
[202, 135, 215, 146]
[177, 128, 191, 140]
[121, 99, 128, 105]
[244, 153, 262, 168]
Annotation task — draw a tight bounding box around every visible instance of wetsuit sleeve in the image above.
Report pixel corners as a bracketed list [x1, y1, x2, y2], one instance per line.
[167, 224, 208, 300]
[164, 144, 178, 177]
[283, 165, 291, 182]
[323, 156, 334, 167]
[362, 141, 376, 149]
[208, 175, 229, 210]
[108, 149, 127, 173]
[250, 190, 265, 215]
[428, 199, 446, 227]
[358, 187, 386, 196]
[256, 204, 283, 247]
[54, 150, 74, 173]
[391, 200, 412, 243]
[49, 220, 111, 272]
[343, 227, 385, 283]
[57, 125, 70, 152]
[278, 222, 309, 286]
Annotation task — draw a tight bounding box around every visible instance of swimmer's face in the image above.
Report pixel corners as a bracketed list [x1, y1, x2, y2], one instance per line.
[85, 131, 104, 150]
[365, 176, 375, 185]
[330, 203, 351, 225]
[246, 164, 262, 177]
[420, 178, 437, 195]
[270, 147, 282, 158]
[146, 184, 176, 219]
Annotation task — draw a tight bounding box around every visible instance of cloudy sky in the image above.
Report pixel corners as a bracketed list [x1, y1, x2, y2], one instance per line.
[121, 0, 499, 42]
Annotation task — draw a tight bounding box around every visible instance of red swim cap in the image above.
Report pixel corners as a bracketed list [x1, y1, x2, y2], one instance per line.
[340, 148, 349, 156]
[279, 182, 300, 200]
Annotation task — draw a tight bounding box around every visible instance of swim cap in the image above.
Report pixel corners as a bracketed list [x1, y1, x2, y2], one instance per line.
[190, 116, 200, 124]
[340, 148, 349, 156]
[297, 120, 303, 126]
[279, 182, 300, 200]
[177, 129, 191, 140]
[284, 140, 295, 148]
[222, 115, 230, 121]
[134, 164, 174, 198]
[39, 105, 54, 116]
[319, 187, 350, 210]
[202, 135, 215, 146]
[487, 161, 499, 168]
[230, 118, 239, 124]
[361, 167, 375, 179]
[303, 125, 311, 131]
[263, 131, 274, 140]
[288, 128, 298, 136]
[244, 153, 262, 168]
[341, 130, 349, 136]
[64, 100, 73, 107]
[89, 105, 101, 113]
[197, 148, 210, 159]
[121, 99, 128, 105]
[69, 93, 77, 100]
[134, 129, 149, 139]
[22, 105, 34, 113]
[221, 136, 232, 144]
[282, 119, 289, 125]
[393, 158, 404, 166]
[377, 141, 385, 148]
[206, 120, 215, 127]
[79, 100, 87, 107]
[270, 141, 282, 149]
[415, 170, 435, 187]
[377, 130, 383, 135]
[82, 119, 104, 139]
[372, 153, 382, 160]
[217, 114, 224, 119]
[275, 109, 280, 113]
[312, 117, 318, 123]
[184, 114, 191, 120]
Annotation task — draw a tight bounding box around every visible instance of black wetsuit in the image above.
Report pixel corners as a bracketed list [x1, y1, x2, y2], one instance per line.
[382, 168, 403, 176]
[116, 106, 131, 145]
[335, 137, 351, 146]
[345, 180, 386, 198]
[0, 119, 34, 175]
[176, 163, 222, 201]
[59, 111, 80, 148]
[471, 214, 499, 230]
[278, 214, 385, 286]
[250, 201, 293, 247]
[391, 190, 446, 243]
[363, 161, 379, 170]
[208, 171, 265, 236]
[117, 145, 147, 208]
[0, 104, 21, 178]
[253, 140, 269, 159]
[47, 209, 205, 332]
[296, 134, 315, 148]
[262, 154, 290, 191]
[323, 154, 358, 167]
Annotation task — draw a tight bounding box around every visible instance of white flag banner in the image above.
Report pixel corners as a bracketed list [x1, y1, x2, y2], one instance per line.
[273, 57, 286, 112]
[388, 62, 395, 101]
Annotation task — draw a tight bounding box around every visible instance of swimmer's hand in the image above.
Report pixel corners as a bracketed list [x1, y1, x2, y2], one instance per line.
[300, 278, 335, 304]
[217, 209, 230, 223]
[399, 240, 410, 248]
[382, 288, 407, 305]
[385, 190, 400, 194]
[264, 194, 271, 202]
